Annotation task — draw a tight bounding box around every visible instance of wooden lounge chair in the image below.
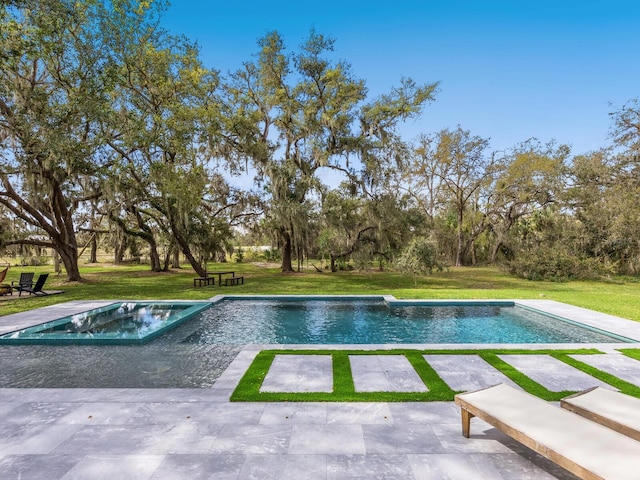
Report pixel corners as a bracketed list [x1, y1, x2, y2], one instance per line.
[561, 386, 640, 442]
[0, 266, 11, 295]
[454, 383, 640, 480]
[17, 273, 49, 296]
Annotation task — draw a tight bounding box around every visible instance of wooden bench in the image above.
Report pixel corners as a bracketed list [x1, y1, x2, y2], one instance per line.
[224, 276, 244, 286]
[561, 386, 640, 442]
[454, 383, 640, 480]
[193, 276, 215, 287]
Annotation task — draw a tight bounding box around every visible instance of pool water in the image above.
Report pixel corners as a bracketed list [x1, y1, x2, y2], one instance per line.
[0, 298, 630, 388]
[0, 302, 211, 344]
[183, 299, 628, 344]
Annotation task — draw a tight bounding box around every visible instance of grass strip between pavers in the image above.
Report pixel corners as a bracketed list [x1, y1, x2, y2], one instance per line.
[619, 348, 640, 362]
[228, 348, 639, 402]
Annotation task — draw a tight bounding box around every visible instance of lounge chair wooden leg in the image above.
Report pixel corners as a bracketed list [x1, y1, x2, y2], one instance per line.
[461, 409, 473, 438]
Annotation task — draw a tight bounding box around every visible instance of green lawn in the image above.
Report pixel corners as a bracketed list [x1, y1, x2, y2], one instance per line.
[2, 262, 640, 321]
[230, 348, 640, 402]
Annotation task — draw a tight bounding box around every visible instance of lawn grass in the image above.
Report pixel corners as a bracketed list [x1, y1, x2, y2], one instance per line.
[2, 262, 640, 320]
[230, 348, 640, 402]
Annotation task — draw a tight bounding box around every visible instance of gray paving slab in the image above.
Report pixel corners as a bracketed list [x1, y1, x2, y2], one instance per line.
[260, 402, 328, 424]
[240, 454, 327, 480]
[350, 355, 428, 392]
[424, 354, 519, 391]
[327, 454, 416, 479]
[0, 453, 81, 480]
[326, 402, 394, 424]
[431, 422, 516, 454]
[289, 424, 366, 454]
[570, 352, 640, 386]
[209, 424, 291, 454]
[387, 401, 459, 424]
[0, 422, 83, 454]
[362, 424, 445, 454]
[52, 423, 221, 455]
[260, 354, 333, 393]
[498, 354, 612, 391]
[149, 454, 245, 480]
[407, 453, 505, 480]
[59, 454, 164, 480]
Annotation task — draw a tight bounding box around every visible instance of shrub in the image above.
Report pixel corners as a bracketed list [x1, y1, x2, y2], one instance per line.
[395, 238, 442, 281]
[507, 247, 610, 281]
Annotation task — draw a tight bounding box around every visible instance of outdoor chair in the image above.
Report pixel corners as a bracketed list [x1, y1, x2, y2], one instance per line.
[0, 266, 11, 295]
[11, 272, 34, 294]
[17, 273, 48, 296]
[455, 383, 640, 480]
[561, 386, 640, 441]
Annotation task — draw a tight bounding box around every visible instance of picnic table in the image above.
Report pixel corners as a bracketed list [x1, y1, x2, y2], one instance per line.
[193, 271, 240, 287]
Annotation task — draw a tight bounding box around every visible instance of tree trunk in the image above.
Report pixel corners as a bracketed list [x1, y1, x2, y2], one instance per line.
[57, 244, 81, 281]
[148, 243, 162, 272]
[281, 230, 294, 272]
[89, 235, 98, 263]
[167, 217, 207, 277]
[181, 245, 206, 277]
[114, 240, 125, 264]
[53, 251, 62, 275]
[470, 239, 477, 266]
[171, 246, 181, 268]
[456, 208, 464, 267]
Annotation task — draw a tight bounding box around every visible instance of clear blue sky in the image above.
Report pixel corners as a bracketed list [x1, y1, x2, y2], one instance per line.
[164, 0, 640, 155]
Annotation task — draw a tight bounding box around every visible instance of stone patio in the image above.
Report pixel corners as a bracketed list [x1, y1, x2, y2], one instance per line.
[1, 299, 639, 479]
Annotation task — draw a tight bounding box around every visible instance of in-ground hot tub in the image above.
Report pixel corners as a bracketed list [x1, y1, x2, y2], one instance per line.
[0, 301, 211, 345]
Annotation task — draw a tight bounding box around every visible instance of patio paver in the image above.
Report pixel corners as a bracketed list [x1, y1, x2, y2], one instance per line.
[350, 355, 428, 392]
[497, 354, 612, 391]
[424, 355, 519, 391]
[570, 352, 640, 386]
[260, 355, 333, 393]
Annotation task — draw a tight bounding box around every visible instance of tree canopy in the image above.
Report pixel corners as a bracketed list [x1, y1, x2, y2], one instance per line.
[1, 1, 639, 283]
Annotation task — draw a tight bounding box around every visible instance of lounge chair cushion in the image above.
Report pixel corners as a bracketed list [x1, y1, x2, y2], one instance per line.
[455, 383, 640, 480]
[561, 386, 640, 442]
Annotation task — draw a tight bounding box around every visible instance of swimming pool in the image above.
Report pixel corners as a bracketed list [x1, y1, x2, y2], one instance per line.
[183, 298, 631, 344]
[0, 297, 635, 388]
[0, 297, 632, 345]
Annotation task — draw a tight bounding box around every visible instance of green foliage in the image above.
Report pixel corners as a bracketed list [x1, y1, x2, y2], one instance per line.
[234, 246, 244, 263]
[225, 30, 437, 272]
[507, 245, 609, 281]
[263, 248, 281, 263]
[395, 237, 441, 279]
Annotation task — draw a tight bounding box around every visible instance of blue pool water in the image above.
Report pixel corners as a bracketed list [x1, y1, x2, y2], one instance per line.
[183, 299, 628, 344]
[0, 301, 211, 344]
[0, 298, 630, 388]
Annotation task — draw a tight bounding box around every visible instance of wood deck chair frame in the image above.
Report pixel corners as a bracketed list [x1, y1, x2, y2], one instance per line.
[0, 266, 11, 295]
[455, 383, 640, 480]
[17, 273, 49, 296]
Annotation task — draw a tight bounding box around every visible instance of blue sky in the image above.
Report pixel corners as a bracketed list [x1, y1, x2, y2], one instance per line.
[164, 0, 640, 155]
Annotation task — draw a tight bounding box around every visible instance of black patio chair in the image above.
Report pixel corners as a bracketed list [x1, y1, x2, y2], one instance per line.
[11, 272, 34, 294]
[17, 273, 49, 296]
